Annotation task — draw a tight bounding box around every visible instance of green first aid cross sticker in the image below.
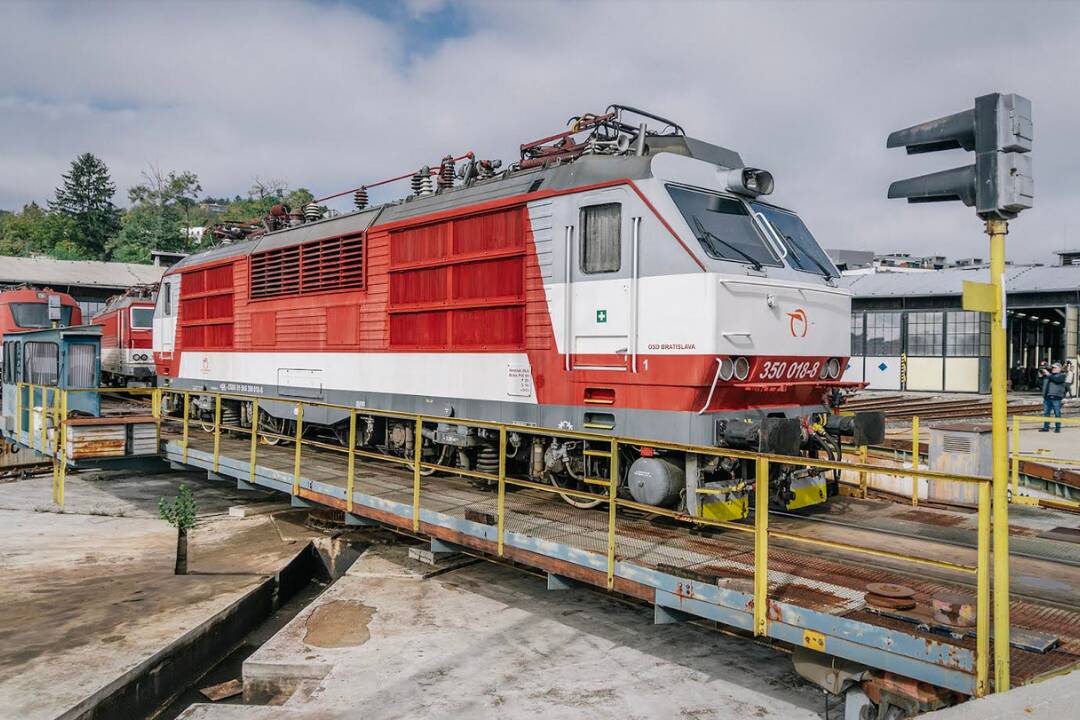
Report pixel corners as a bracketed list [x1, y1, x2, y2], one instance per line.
[596, 309, 607, 323]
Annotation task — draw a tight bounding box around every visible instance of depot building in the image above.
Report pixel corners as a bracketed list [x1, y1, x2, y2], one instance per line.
[840, 252, 1080, 394]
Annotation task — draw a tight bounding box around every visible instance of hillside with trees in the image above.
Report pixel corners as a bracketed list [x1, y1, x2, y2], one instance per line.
[0, 153, 314, 264]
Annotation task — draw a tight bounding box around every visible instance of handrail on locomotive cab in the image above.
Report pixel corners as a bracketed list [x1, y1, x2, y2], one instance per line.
[29, 384, 1001, 698]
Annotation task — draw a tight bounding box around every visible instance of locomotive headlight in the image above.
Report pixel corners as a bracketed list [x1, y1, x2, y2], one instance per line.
[724, 167, 774, 197]
[718, 357, 734, 382]
[826, 357, 841, 379]
[733, 356, 750, 381]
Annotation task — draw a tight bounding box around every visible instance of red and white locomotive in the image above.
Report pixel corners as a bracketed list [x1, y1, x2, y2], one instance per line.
[153, 106, 876, 520]
[91, 285, 157, 386]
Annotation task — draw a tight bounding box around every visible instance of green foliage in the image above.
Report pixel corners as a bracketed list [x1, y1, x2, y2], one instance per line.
[0, 203, 78, 257]
[49, 153, 121, 259]
[158, 484, 198, 531]
[108, 204, 186, 262]
[109, 165, 204, 261]
[216, 185, 316, 222]
[0, 153, 312, 263]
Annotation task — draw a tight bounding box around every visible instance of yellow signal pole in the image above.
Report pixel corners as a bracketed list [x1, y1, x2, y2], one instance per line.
[988, 217, 1010, 691]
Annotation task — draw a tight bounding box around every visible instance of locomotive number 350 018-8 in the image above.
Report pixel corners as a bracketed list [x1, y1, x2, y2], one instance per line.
[757, 360, 821, 381]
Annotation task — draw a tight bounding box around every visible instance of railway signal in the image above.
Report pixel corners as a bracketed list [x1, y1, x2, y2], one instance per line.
[886, 92, 1033, 218]
[887, 92, 1034, 694]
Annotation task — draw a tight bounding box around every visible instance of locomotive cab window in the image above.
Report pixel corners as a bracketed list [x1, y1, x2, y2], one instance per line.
[161, 279, 173, 316]
[24, 341, 59, 386]
[2, 341, 17, 383]
[580, 203, 621, 274]
[666, 184, 781, 270]
[130, 307, 154, 328]
[10, 303, 73, 329]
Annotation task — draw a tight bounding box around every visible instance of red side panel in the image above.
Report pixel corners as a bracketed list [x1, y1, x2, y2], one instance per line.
[327, 305, 360, 346]
[178, 262, 235, 351]
[387, 206, 527, 351]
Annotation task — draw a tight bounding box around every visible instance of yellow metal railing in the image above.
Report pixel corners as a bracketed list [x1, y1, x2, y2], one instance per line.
[22, 384, 1004, 696]
[1010, 414, 1080, 509]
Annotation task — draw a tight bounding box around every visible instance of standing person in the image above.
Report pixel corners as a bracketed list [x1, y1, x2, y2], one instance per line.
[1066, 360, 1076, 398]
[1041, 362, 1067, 433]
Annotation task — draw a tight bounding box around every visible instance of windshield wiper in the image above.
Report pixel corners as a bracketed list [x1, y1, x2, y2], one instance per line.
[691, 216, 763, 271]
[783, 234, 834, 279]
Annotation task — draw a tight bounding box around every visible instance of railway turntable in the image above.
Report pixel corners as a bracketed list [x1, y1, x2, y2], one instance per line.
[155, 393, 1080, 719]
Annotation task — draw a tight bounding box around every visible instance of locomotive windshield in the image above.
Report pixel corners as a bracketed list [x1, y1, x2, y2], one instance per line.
[666, 185, 781, 269]
[130, 307, 154, 328]
[10, 303, 74, 328]
[750, 203, 839, 279]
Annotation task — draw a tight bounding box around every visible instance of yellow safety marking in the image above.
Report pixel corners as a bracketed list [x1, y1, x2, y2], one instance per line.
[802, 629, 825, 652]
[583, 422, 615, 430]
[584, 449, 612, 457]
[583, 477, 612, 487]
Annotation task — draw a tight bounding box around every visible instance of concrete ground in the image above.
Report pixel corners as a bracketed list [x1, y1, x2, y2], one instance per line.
[0, 468, 318, 720]
[1014, 421, 1080, 464]
[922, 668, 1080, 719]
[178, 544, 828, 720]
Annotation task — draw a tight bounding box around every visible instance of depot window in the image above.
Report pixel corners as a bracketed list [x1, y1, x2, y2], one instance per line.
[666, 185, 780, 269]
[580, 203, 621, 274]
[907, 311, 944, 357]
[24, 341, 59, 386]
[947, 311, 990, 357]
[865, 312, 902, 356]
[850, 312, 865, 356]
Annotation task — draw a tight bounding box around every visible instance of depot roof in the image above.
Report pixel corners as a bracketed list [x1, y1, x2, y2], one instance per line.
[840, 264, 1080, 298]
[0, 255, 164, 290]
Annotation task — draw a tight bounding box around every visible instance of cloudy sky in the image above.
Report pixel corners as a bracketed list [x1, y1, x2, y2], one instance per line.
[1, 0, 1077, 262]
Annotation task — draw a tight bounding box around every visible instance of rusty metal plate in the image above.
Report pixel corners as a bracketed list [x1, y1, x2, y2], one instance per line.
[866, 582, 916, 599]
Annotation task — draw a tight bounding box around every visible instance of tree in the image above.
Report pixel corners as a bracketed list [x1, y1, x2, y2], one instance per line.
[49, 153, 121, 259]
[159, 485, 198, 575]
[110, 165, 202, 262]
[0, 202, 76, 256]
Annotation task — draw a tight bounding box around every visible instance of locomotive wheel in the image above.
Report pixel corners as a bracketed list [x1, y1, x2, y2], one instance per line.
[547, 471, 604, 510]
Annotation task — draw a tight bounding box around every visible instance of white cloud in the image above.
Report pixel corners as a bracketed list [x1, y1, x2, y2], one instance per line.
[2, 0, 1078, 262]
